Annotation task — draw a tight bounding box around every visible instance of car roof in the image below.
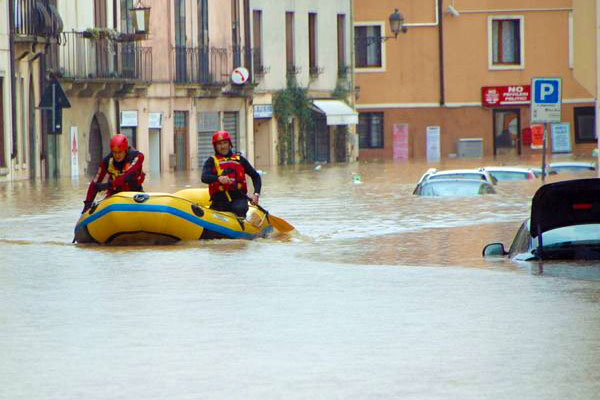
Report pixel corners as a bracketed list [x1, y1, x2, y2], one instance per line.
[481, 166, 533, 173]
[421, 178, 491, 186]
[431, 169, 487, 175]
[530, 178, 600, 238]
[548, 162, 596, 168]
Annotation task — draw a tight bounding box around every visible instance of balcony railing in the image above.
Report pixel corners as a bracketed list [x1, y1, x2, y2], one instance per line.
[14, 0, 63, 38]
[58, 32, 152, 82]
[173, 46, 254, 86]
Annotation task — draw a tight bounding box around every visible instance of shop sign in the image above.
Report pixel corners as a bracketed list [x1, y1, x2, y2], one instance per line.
[120, 111, 138, 127]
[254, 104, 273, 119]
[149, 112, 162, 129]
[530, 124, 545, 150]
[551, 123, 571, 153]
[481, 85, 531, 107]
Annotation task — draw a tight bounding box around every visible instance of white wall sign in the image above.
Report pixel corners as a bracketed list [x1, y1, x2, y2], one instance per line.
[120, 110, 138, 127]
[531, 77, 562, 123]
[426, 126, 441, 161]
[551, 122, 572, 153]
[70, 126, 79, 178]
[148, 112, 162, 129]
[254, 104, 273, 119]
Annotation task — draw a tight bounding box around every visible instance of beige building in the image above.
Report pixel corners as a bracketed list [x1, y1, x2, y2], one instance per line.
[249, 0, 358, 166]
[355, 0, 596, 161]
[0, 0, 63, 183]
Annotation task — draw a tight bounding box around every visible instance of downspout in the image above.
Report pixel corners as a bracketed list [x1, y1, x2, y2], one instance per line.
[350, 0, 356, 161]
[9, 0, 18, 159]
[437, 0, 445, 105]
[597, 0, 600, 177]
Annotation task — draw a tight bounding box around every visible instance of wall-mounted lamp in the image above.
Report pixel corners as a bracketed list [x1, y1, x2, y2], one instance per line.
[358, 9, 408, 47]
[129, 0, 151, 35]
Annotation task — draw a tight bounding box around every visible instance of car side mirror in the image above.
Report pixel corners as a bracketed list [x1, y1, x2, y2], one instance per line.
[482, 243, 507, 257]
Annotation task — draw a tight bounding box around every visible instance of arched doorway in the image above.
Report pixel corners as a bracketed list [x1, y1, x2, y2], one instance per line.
[88, 115, 103, 175]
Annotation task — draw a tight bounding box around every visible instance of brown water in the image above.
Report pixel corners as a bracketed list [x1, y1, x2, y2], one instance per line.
[1, 158, 600, 399]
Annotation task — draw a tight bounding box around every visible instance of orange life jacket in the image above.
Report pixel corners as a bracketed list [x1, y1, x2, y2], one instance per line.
[106, 151, 145, 191]
[209, 154, 248, 200]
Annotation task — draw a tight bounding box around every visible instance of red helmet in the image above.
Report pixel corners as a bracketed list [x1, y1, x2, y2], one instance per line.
[110, 134, 129, 153]
[212, 130, 232, 147]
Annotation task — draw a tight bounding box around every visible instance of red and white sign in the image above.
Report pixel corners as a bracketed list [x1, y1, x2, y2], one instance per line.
[392, 123, 409, 160]
[231, 67, 250, 85]
[482, 85, 531, 107]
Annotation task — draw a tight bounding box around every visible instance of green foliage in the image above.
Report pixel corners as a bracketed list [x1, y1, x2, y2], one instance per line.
[273, 77, 315, 164]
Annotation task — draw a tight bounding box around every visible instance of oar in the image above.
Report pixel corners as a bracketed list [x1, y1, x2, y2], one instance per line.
[248, 196, 295, 233]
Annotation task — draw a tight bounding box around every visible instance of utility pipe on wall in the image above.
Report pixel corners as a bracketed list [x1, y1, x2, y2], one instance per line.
[597, 0, 600, 176]
[8, 0, 17, 159]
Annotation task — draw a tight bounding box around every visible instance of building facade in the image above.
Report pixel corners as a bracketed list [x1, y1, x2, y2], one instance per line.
[354, 0, 596, 161]
[249, 0, 358, 166]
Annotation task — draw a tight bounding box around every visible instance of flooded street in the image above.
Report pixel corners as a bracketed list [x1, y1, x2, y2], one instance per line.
[1, 158, 600, 399]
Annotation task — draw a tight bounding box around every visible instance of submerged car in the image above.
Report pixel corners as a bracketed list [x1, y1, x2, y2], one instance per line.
[547, 162, 596, 173]
[480, 166, 536, 181]
[414, 178, 496, 197]
[417, 168, 497, 185]
[483, 179, 600, 261]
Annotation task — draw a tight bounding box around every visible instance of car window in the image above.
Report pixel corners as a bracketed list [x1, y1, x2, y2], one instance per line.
[552, 166, 595, 172]
[509, 221, 530, 256]
[488, 171, 529, 181]
[536, 224, 600, 247]
[420, 181, 488, 196]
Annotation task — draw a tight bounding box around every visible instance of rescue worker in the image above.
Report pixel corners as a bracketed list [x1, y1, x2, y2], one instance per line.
[201, 130, 261, 218]
[82, 134, 145, 213]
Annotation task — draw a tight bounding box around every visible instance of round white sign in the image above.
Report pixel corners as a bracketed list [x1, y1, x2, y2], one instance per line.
[231, 67, 250, 85]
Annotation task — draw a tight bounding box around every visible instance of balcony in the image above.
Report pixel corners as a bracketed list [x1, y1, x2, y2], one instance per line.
[56, 32, 152, 97]
[13, 0, 63, 40]
[173, 46, 254, 92]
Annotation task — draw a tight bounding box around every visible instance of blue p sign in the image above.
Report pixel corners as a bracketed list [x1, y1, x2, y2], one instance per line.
[534, 80, 559, 104]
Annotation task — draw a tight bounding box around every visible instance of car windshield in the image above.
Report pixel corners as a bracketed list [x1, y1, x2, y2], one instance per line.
[429, 173, 485, 181]
[535, 224, 600, 248]
[419, 181, 493, 196]
[488, 171, 529, 181]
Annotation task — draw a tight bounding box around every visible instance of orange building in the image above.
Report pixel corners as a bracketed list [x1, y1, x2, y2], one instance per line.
[354, 0, 596, 161]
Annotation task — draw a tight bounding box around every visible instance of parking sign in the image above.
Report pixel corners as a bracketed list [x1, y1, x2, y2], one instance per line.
[531, 78, 562, 123]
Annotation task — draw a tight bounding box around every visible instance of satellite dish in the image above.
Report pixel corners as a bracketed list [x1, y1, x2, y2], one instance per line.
[231, 67, 250, 85]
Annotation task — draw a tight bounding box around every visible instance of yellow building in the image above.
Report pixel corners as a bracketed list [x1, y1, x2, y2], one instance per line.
[354, 0, 596, 161]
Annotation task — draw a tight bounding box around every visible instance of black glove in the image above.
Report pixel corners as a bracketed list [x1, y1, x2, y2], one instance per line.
[94, 182, 111, 191]
[82, 201, 93, 214]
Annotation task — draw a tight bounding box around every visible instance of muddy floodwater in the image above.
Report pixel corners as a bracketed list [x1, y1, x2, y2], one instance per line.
[1, 158, 600, 399]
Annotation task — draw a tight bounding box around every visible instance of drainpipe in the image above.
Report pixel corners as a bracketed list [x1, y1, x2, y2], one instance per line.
[597, 0, 600, 176]
[437, 0, 445, 106]
[8, 0, 18, 159]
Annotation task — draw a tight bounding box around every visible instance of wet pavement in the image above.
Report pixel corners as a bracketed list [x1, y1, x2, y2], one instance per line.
[1, 157, 600, 399]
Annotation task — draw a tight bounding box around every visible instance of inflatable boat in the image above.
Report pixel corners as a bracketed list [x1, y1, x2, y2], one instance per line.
[73, 188, 274, 244]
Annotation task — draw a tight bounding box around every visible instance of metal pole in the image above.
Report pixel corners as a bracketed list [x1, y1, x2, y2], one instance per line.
[8, 0, 18, 160]
[541, 123, 548, 183]
[52, 82, 57, 178]
[597, 0, 600, 176]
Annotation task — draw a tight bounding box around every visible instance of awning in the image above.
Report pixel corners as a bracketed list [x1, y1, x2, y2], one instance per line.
[312, 100, 358, 126]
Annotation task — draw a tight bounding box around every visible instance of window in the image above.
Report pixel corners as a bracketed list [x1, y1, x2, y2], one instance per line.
[253, 10, 263, 71]
[574, 107, 596, 143]
[120, 0, 134, 33]
[231, 0, 241, 67]
[337, 14, 347, 76]
[286, 12, 295, 74]
[94, 0, 107, 27]
[490, 17, 524, 69]
[355, 25, 382, 69]
[358, 113, 384, 148]
[308, 13, 318, 76]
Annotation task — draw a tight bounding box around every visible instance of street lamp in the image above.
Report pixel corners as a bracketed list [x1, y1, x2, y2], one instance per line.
[388, 9, 407, 38]
[129, 0, 151, 35]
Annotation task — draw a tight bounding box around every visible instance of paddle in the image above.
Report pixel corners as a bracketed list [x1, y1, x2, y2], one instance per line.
[248, 196, 295, 233]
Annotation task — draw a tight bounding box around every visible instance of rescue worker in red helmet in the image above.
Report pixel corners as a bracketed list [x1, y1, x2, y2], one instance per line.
[82, 134, 145, 213]
[201, 130, 261, 218]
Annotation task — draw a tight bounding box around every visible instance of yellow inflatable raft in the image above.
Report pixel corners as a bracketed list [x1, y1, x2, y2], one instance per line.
[73, 188, 273, 244]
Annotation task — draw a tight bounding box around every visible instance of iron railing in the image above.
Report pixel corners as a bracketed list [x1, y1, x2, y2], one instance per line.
[14, 0, 62, 38]
[59, 32, 152, 82]
[173, 46, 254, 85]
